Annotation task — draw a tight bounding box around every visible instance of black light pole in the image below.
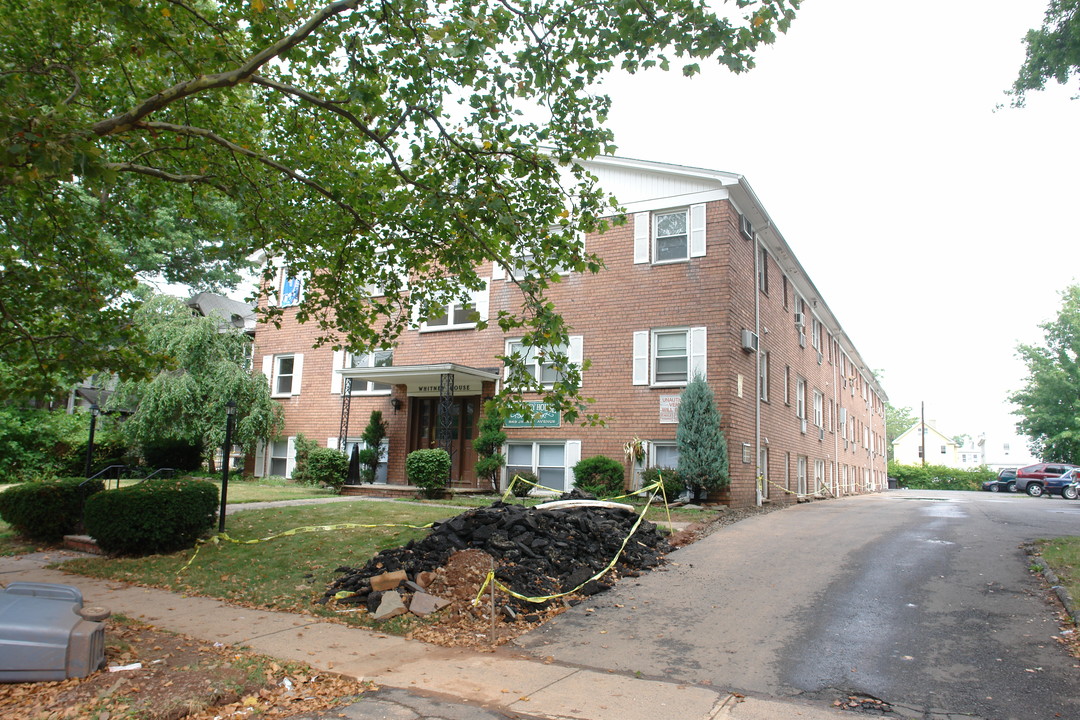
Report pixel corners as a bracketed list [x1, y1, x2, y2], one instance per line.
[84, 404, 100, 478]
[218, 400, 237, 533]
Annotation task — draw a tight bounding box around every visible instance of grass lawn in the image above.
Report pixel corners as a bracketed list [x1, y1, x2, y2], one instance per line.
[60, 501, 457, 628]
[1037, 537, 1080, 604]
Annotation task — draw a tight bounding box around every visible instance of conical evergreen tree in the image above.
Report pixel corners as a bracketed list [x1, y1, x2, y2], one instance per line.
[676, 373, 729, 494]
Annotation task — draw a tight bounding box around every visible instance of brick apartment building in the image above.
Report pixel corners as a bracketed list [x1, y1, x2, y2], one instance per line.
[250, 155, 888, 508]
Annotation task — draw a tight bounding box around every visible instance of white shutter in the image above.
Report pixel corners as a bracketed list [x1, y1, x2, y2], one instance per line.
[253, 441, 266, 478]
[473, 279, 490, 322]
[291, 353, 304, 396]
[632, 331, 649, 385]
[564, 440, 582, 493]
[689, 203, 706, 257]
[330, 350, 345, 394]
[633, 212, 650, 264]
[328, 437, 340, 451]
[568, 335, 584, 382]
[491, 261, 505, 281]
[690, 326, 707, 380]
[261, 355, 274, 388]
[285, 437, 297, 478]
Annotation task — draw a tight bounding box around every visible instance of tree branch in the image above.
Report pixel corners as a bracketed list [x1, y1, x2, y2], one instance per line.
[92, 0, 361, 136]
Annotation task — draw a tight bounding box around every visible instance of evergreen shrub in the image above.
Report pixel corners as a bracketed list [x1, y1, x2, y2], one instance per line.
[640, 466, 685, 500]
[142, 438, 204, 472]
[507, 470, 538, 497]
[406, 449, 451, 498]
[572, 455, 625, 497]
[82, 478, 218, 555]
[0, 477, 104, 542]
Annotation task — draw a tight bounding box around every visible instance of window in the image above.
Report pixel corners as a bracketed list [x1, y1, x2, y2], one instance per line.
[494, 233, 575, 281]
[797, 456, 808, 495]
[759, 447, 769, 500]
[349, 350, 393, 393]
[651, 441, 680, 470]
[632, 327, 707, 386]
[264, 353, 304, 397]
[505, 337, 583, 387]
[813, 390, 824, 427]
[654, 210, 689, 262]
[814, 459, 825, 493]
[280, 275, 303, 307]
[759, 351, 769, 402]
[758, 246, 769, 294]
[418, 279, 489, 332]
[796, 378, 806, 419]
[782, 275, 789, 309]
[940, 445, 947, 455]
[784, 365, 791, 405]
[506, 442, 576, 492]
[633, 205, 705, 264]
[269, 438, 292, 477]
[811, 318, 821, 350]
[341, 437, 389, 483]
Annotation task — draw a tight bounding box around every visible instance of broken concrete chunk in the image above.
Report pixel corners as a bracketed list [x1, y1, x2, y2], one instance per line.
[370, 570, 408, 591]
[373, 591, 407, 621]
[416, 571, 436, 589]
[409, 592, 451, 617]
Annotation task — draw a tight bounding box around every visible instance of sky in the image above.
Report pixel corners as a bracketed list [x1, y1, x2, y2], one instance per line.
[597, 0, 1080, 447]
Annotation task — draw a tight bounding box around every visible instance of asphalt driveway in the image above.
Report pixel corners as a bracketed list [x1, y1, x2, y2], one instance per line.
[514, 490, 1080, 720]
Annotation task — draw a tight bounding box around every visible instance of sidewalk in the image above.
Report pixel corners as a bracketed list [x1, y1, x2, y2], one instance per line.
[0, 552, 850, 720]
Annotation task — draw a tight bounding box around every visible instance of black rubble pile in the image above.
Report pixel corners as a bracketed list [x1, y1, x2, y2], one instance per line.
[322, 498, 671, 608]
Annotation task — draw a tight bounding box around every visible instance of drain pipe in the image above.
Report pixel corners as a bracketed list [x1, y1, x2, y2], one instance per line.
[754, 232, 763, 507]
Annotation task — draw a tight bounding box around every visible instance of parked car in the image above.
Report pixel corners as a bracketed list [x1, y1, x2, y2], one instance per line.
[982, 468, 1017, 493]
[1014, 463, 1080, 497]
[1045, 468, 1080, 500]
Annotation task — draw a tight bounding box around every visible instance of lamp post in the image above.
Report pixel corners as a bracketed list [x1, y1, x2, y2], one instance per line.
[218, 400, 237, 533]
[83, 404, 100, 478]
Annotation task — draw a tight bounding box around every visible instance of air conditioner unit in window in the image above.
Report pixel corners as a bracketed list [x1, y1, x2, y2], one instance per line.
[817, 351, 823, 365]
[741, 329, 759, 353]
[793, 312, 805, 327]
[740, 214, 754, 239]
[819, 427, 825, 441]
[800, 418, 808, 434]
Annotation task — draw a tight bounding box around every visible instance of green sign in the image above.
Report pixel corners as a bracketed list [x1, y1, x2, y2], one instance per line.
[505, 401, 561, 428]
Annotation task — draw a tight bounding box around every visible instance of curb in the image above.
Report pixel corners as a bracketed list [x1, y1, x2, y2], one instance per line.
[1022, 543, 1079, 625]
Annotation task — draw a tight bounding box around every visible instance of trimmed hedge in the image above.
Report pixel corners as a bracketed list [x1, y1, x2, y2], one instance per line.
[83, 478, 218, 555]
[572, 455, 625, 497]
[641, 466, 685, 500]
[887, 461, 993, 491]
[406, 449, 451, 498]
[0, 477, 104, 542]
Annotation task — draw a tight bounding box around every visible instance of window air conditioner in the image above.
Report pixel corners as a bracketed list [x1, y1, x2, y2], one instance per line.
[817, 352, 823, 365]
[819, 427, 825, 441]
[793, 312, 805, 327]
[800, 418, 808, 434]
[741, 329, 759, 353]
[740, 214, 754, 239]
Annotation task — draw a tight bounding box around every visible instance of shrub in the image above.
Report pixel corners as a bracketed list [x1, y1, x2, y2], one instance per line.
[0, 407, 129, 482]
[83, 478, 218, 555]
[506, 470, 537, 497]
[887, 461, 991, 491]
[473, 401, 506, 492]
[360, 411, 388, 483]
[406, 449, 451, 498]
[297, 447, 349, 492]
[0, 477, 104, 542]
[290, 434, 320, 485]
[61, 438, 133, 477]
[142, 438, 204, 472]
[640, 466, 685, 500]
[572, 455, 625, 497]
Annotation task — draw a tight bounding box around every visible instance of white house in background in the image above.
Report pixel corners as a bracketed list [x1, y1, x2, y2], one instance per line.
[892, 421, 959, 467]
[965, 432, 1039, 472]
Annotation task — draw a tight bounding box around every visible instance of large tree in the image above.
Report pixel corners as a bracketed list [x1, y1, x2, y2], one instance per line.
[1011, 284, 1080, 463]
[105, 293, 283, 465]
[1, 0, 799, 418]
[885, 402, 917, 461]
[1009, 0, 1080, 105]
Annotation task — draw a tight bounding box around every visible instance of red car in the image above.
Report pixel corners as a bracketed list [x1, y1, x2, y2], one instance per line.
[1014, 462, 1080, 497]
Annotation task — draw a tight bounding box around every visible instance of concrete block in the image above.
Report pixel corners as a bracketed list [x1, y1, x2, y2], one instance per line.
[373, 591, 407, 621]
[409, 592, 451, 617]
[370, 570, 407, 591]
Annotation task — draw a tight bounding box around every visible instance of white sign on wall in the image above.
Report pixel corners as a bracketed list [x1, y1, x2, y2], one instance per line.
[660, 395, 681, 424]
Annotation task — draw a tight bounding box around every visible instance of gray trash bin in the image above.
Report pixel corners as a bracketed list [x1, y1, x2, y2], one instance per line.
[0, 582, 108, 682]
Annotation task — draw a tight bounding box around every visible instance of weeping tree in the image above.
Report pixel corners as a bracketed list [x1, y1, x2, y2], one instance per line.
[1, 0, 800, 418]
[105, 293, 283, 468]
[676, 373, 729, 497]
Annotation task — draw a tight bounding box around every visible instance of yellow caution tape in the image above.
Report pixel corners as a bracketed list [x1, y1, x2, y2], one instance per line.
[177, 521, 435, 575]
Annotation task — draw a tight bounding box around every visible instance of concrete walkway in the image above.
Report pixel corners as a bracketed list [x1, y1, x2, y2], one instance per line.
[0, 550, 846, 720]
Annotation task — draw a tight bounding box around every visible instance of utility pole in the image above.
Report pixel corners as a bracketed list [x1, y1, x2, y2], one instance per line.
[920, 401, 926, 467]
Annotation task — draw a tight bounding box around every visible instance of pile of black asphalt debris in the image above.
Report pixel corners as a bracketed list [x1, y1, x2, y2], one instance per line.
[321, 490, 672, 610]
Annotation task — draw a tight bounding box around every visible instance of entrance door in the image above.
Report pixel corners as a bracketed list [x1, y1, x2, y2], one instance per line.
[408, 396, 480, 487]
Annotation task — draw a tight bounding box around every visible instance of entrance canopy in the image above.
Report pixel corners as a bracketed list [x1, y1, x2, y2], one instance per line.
[337, 363, 500, 396]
